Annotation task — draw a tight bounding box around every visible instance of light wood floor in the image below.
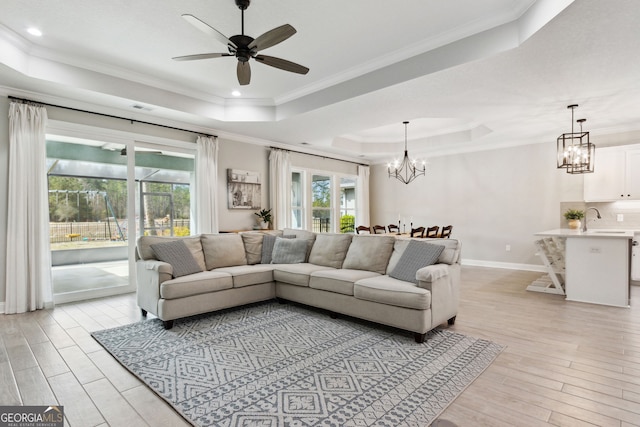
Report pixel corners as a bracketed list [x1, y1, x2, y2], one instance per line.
[1, 266, 640, 426]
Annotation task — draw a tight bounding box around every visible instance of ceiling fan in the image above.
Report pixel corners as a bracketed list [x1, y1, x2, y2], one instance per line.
[173, 0, 309, 85]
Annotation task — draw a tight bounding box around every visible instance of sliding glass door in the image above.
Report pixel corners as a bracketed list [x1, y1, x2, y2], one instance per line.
[46, 134, 194, 303]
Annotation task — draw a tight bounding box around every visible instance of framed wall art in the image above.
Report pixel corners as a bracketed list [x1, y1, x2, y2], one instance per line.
[227, 169, 261, 209]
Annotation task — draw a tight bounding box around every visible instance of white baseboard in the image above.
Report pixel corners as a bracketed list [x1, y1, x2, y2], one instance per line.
[461, 258, 547, 273]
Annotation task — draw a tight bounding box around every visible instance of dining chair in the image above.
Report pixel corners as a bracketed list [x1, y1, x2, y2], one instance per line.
[440, 225, 453, 238]
[387, 224, 399, 234]
[372, 225, 386, 234]
[425, 226, 439, 238]
[356, 225, 371, 234]
[410, 226, 425, 238]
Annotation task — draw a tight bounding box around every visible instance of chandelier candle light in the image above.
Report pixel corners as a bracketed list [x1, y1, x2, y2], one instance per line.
[556, 104, 595, 174]
[388, 121, 426, 184]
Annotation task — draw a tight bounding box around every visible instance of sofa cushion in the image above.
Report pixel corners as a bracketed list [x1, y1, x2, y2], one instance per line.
[282, 228, 316, 261]
[202, 234, 248, 270]
[342, 235, 395, 274]
[137, 235, 206, 271]
[388, 238, 461, 270]
[309, 269, 380, 296]
[273, 263, 335, 287]
[271, 237, 308, 264]
[354, 276, 431, 310]
[215, 264, 275, 288]
[387, 239, 410, 273]
[261, 234, 295, 264]
[150, 240, 203, 278]
[160, 271, 233, 300]
[308, 233, 353, 269]
[425, 238, 461, 265]
[241, 232, 264, 265]
[389, 240, 444, 284]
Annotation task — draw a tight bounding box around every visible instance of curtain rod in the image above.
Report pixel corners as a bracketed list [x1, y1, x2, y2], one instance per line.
[8, 96, 217, 138]
[270, 146, 368, 167]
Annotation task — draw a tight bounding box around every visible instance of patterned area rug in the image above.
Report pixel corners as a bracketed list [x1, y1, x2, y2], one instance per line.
[92, 302, 502, 426]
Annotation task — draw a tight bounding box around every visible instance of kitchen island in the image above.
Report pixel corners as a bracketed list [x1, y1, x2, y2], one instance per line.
[535, 229, 634, 307]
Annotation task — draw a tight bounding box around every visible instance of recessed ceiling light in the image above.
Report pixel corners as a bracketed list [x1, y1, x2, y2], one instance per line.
[27, 27, 42, 37]
[231, 90, 241, 97]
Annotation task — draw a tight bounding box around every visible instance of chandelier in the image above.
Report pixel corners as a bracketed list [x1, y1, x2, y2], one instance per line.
[557, 104, 595, 174]
[388, 121, 426, 184]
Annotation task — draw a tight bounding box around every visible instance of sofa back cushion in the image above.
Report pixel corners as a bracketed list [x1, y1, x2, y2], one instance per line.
[136, 235, 206, 271]
[342, 235, 395, 274]
[308, 233, 353, 268]
[202, 234, 247, 270]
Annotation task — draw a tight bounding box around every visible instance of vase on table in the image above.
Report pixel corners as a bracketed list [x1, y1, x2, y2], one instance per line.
[567, 219, 581, 230]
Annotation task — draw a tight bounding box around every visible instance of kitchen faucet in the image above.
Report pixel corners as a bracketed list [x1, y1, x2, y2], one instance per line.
[581, 207, 602, 232]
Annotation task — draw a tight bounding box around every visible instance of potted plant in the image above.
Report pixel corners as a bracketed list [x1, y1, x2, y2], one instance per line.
[254, 208, 272, 229]
[563, 208, 584, 230]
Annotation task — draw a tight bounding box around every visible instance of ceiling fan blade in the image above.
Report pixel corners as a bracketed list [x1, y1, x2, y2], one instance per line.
[181, 14, 237, 49]
[248, 24, 296, 52]
[254, 55, 309, 75]
[237, 61, 251, 85]
[172, 53, 231, 61]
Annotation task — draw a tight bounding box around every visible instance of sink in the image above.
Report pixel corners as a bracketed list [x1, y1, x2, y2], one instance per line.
[589, 230, 627, 234]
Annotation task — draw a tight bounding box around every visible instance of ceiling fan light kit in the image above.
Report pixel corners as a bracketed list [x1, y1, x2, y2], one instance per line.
[173, 0, 309, 85]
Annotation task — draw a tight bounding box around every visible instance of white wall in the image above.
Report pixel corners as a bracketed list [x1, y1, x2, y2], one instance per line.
[370, 142, 583, 266]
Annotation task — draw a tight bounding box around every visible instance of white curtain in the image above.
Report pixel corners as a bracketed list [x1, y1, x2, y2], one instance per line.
[269, 148, 291, 230]
[5, 102, 53, 313]
[356, 165, 370, 226]
[194, 135, 219, 234]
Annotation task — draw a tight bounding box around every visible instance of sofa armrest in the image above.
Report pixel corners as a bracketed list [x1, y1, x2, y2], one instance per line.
[416, 264, 449, 282]
[136, 260, 173, 316]
[417, 263, 460, 327]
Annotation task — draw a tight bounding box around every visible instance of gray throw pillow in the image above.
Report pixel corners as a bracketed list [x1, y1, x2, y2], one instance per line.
[389, 240, 444, 284]
[271, 237, 308, 264]
[261, 234, 295, 264]
[151, 240, 203, 278]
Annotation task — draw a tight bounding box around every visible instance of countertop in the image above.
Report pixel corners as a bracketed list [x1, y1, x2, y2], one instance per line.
[536, 228, 635, 239]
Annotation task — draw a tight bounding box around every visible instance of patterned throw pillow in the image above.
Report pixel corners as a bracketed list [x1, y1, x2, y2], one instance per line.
[270, 237, 308, 264]
[150, 240, 203, 278]
[261, 234, 295, 264]
[389, 240, 444, 284]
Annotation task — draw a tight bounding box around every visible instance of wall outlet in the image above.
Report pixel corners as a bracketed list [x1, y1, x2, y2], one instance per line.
[505, 244, 511, 252]
[590, 247, 601, 253]
[617, 214, 624, 222]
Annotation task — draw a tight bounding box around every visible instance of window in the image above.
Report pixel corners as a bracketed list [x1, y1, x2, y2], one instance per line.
[291, 169, 359, 233]
[339, 177, 356, 233]
[312, 174, 331, 232]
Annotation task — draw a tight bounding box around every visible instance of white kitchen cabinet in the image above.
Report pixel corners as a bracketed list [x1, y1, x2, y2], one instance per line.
[584, 144, 640, 201]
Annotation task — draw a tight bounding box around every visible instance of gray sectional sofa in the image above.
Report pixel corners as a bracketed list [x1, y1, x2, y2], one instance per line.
[135, 228, 461, 342]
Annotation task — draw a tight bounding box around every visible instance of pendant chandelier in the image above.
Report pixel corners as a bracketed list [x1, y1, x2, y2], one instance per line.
[387, 121, 426, 184]
[556, 104, 595, 174]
